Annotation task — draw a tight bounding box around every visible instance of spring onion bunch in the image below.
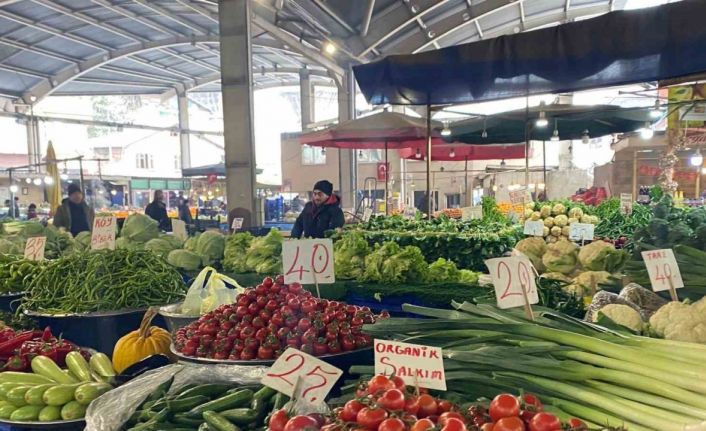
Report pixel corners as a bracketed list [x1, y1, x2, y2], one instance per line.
[362, 302, 706, 431]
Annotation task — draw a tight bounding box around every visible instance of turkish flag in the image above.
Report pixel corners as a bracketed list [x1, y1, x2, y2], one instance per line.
[377, 163, 389, 181]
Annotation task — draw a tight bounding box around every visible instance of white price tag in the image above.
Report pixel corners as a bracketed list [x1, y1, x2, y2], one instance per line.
[509, 187, 529, 205]
[282, 239, 335, 285]
[90, 215, 117, 250]
[172, 219, 187, 241]
[523, 220, 545, 237]
[261, 348, 342, 403]
[620, 193, 633, 216]
[641, 249, 684, 292]
[362, 208, 373, 223]
[569, 223, 594, 242]
[374, 340, 446, 391]
[461, 206, 482, 221]
[24, 236, 46, 261]
[485, 256, 538, 310]
[231, 217, 244, 230]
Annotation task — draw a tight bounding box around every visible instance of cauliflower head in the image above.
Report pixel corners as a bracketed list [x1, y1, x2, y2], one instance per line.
[544, 217, 555, 228]
[578, 241, 628, 272]
[542, 240, 578, 274]
[568, 207, 584, 219]
[593, 304, 644, 332]
[552, 203, 567, 216]
[540, 205, 552, 218]
[649, 299, 706, 343]
[554, 214, 569, 227]
[550, 226, 562, 237]
[515, 237, 547, 273]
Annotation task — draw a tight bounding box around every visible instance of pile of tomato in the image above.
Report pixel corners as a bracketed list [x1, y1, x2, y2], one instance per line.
[174, 276, 385, 361]
[268, 375, 588, 431]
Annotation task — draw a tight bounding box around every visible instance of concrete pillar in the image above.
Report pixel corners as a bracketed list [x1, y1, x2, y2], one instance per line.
[219, 0, 258, 226]
[337, 69, 356, 209]
[177, 92, 191, 169]
[25, 116, 40, 170]
[299, 69, 314, 131]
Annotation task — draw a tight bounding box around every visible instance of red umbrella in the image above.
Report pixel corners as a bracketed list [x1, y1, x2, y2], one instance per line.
[398, 143, 527, 161]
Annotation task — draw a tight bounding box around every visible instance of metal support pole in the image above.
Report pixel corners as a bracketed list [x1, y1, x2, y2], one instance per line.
[78, 158, 84, 193]
[426, 104, 433, 218]
[299, 69, 313, 131]
[177, 93, 191, 169]
[542, 140, 547, 199]
[8, 170, 14, 219]
[464, 157, 469, 206]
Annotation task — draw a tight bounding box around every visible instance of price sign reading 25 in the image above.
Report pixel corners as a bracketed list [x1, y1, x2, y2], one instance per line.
[282, 239, 335, 285]
[485, 256, 539, 309]
[261, 347, 342, 403]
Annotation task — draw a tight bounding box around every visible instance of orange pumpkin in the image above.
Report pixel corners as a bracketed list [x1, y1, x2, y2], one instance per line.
[112, 308, 171, 373]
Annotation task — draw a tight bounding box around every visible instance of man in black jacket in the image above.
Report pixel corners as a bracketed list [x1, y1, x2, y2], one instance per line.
[291, 180, 345, 239]
[145, 190, 171, 231]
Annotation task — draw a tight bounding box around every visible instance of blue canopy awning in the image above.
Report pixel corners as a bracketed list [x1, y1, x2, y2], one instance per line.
[353, 0, 706, 106]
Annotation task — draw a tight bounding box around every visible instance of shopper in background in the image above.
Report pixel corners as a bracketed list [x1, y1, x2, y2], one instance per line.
[177, 193, 193, 224]
[27, 204, 37, 220]
[145, 190, 171, 231]
[291, 180, 345, 239]
[13, 197, 19, 217]
[53, 183, 94, 236]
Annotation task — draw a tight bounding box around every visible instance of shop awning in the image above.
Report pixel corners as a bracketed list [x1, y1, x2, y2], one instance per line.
[398, 143, 526, 162]
[354, 0, 706, 106]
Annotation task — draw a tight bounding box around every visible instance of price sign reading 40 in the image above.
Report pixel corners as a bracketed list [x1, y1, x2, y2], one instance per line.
[485, 256, 538, 315]
[282, 239, 335, 285]
[261, 347, 342, 404]
[641, 249, 683, 301]
[90, 215, 117, 250]
[24, 236, 46, 261]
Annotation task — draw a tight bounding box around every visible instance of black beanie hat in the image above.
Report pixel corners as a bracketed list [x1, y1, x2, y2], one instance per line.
[67, 183, 81, 196]
[313, 180, 333, 196]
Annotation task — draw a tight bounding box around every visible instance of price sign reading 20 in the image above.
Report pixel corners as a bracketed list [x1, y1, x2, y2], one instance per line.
[485, 256, 539, 309]
[282, 239, 335, 285]
[261, 347, 342, 403]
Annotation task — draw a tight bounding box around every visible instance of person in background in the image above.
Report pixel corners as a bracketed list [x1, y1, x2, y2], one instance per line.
[27, 204, 37, 220]
[178, 193, 193, 224]
[145, 190, 171, 231]
[13, 197, 19, 217]
[291, 180, 345, 239]
[53, 183, 94, 236]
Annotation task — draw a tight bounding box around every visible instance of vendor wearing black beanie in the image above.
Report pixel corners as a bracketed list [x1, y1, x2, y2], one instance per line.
[291, 180, 345, 239]
[53, 183, 95, 236]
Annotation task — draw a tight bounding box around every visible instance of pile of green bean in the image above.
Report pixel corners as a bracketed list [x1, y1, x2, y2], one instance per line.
[0, 254, 43, 294]
[21, 249, 186, 314]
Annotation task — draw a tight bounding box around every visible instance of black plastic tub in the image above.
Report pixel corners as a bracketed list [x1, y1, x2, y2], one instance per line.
[0, 292, 24, 313]
[24, 309, 167, 355]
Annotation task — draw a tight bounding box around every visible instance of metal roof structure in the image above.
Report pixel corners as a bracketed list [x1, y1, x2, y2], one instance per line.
[0, 0, 642, 105]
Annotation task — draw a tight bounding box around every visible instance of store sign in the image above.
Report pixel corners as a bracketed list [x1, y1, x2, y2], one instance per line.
[91, 215, 117, 250]
[24, 236, 46, 261]
[282, 239, 335, 285]
[620, 193, 633, 216]
[485, 256, 538, 310]
[642, 249, 684, 293]
[261, 347, 342, 403]
[231, 218, 244, 230]
[569, 223, 594, 242]
[523, 220, 544, 237]
[374, 340, 446, 391]
[377, 163, 389, 181]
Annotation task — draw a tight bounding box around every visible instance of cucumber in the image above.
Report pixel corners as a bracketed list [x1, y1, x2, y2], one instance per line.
[186, 389, 253, 418]
[0, 404, 16, 419]
[252, 386, 277, 403]
[0, 372, 55, 385]
[0, 383, 25, 398]
[65, 351, 93, 382]
[143, 376, 175, 405]
[198, 423, 213, 431]
[60, 401, 87, 420]
[203, 411, 240, 431]
[166, 395, 210, 413]
[43, 384, 80, 406]
[10, 405, 43, 421]
[6, 386, 30, 407]
[31, 356, 77, 384]
[38, 405, 62, 422]
[173, 413, 206, 427]
[24, 384, 54, 406]
[218, 408, 258, 425]
[74, 382, 113, 405]
[175, 384, 232, 400]
[89, 353, 115, 378]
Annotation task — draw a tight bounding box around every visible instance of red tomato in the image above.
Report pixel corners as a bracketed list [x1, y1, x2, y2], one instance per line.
[391, 375, 405, 390]
[284, 415, 320, 431]
[410, 419, 435, 431]
[521, 394, 543, 412]
[492, 417, 525, 431]
[379, 418, 406, 431]
[340, 400, 365, 422]
[439, 412, 465, 427]
[437, 400, 454, 413]
[566, 418, 587, 430]
[356, 407, 388, 430]
[489, 394, 520, 422]
[404, 396, 420, 416]
[257, 345, 274, 360]
[417, 394, 438, 418]
[528, 413, 561, 431]
[377, 389, 405, 411]
[480, 424, 494, 431]
[441, 417, 467, 431]
[269, 409, 290, 431]
[367, 375, 395, 394]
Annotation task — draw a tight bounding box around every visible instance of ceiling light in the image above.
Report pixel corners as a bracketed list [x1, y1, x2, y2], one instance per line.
[500, 159, 506, 167]
[320, 147, 326, 155]
[691, 149, 703, 167]
[640, 122, 654, 140]
[415, 148, 422, 159]
[110, 189, 117, 196]
[441, 122, 451, 136]
[535, 105, 548, 128]
[581, 130, 590, 144]
[481, 117, 488, 138]
[550, 119, 560, 141]
[9, 185, 18, 194]
[44, 176, 53, 185]
[358, 150, 364, 158]
[25, 178, 31, 184]
[33, 178, 42, 186]
[449, 149, 456, 158]
[650, 100, 662, 119]
[324, 42, 336, 55]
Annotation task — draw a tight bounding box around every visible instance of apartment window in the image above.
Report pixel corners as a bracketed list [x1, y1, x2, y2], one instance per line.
[357, 149, 382, 163]
[302, 145, 326, 165]
[135, 153, 154, 169]
[93, 147, 109, 159]
[446, 193, 461, 208]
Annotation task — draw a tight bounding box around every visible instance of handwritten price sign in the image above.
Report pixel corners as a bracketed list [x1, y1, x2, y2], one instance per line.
[24, 237, 46, 261]
[642, 249, 683, 299]
[261, 348, 342, 403]
[485, 256, 538, 310]
[282, 239, 335, 285]
[620, 193, 633, 216]
[374, 340, 446, 391]
[569, 223, 594, 242]
[90, 215, 116, 250]
[231, 217, 244, 231]
[523, 220, 544, 237]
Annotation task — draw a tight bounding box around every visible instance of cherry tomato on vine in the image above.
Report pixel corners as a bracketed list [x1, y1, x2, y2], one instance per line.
[379, 418, 406, 431]
[492, 416, 526, 431]
[528, 413, 561, 431]
[489, 394, 520, 422]
[377, 389, 405, 411]
[410, 418, 435, 431]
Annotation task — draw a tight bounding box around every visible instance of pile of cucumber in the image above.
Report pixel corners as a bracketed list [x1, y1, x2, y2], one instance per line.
[124, 378, 289, 431]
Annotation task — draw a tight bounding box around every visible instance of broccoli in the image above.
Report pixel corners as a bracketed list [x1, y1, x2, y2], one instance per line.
[648, 218, 670, 241]
[686, 208, 706, 230]
[666, 222, 693, 245]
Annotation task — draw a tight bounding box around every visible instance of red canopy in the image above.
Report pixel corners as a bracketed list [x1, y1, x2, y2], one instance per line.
[299, 111, 444, 149]
[398, 143, 527, 161]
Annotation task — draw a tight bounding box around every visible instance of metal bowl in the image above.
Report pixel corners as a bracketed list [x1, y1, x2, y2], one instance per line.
[0, 291, 25, 313]
[157, 303, 200, 334]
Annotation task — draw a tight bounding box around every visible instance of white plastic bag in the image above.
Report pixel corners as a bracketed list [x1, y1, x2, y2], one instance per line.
[182, 266, 244, 314]
[85, 363, 267, 431]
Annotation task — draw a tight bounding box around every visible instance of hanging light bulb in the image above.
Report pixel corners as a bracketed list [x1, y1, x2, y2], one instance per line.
[415, 148, 422, 159]
[320, 147, 326, 155]
[324, 42, 337, 54]
[9, 185, 18, 193]
[582, 130, 590, 144]
[441, 122, 451, 137]
[535, 102, 548, 128]
[650, 100, 662, 119]
[358, 150, 364, 158]
[481, 117, 488, 138]
[500, 159, 506, 167]
[640, 122, 654, 140]
[33, 178, 42, 186]
[550, 119, 560, 141]
[44, 176, 53, 185]
[691, 149, 703, 167]
[25, 178, 31, 184]
[449, 149, 456, 158]
[110, 189, 117, 196]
